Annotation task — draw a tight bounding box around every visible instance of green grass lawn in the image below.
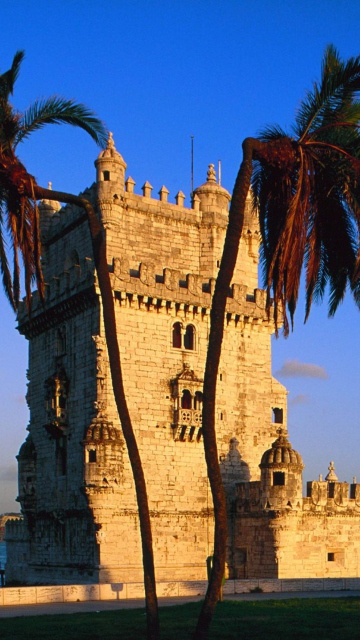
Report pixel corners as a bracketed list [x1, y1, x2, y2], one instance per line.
[1, 598, 360, 639]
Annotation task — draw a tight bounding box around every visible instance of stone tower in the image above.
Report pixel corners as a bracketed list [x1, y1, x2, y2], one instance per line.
[259, 429, 304, 511]
[6, 135, 287, 585]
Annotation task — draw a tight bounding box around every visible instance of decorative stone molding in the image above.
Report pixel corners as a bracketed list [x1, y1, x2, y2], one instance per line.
[171, 364, 203, 442]
[139, 262, 156, 286]
[92, 336, 108, 420]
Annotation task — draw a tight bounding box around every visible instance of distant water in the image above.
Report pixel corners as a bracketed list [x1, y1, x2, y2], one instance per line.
[0, 542, 6, 569]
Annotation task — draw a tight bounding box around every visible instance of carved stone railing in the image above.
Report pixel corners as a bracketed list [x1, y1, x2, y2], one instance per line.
[172, 409, 202, 442]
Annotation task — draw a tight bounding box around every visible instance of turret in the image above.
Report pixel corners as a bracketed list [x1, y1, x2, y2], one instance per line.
[16, 435, 37, 527]
[38, 182, 61, 241]
[95, 132, 127, 200]
[259, 429, 304, 510]
[193, 163, 231, 215]
[193, 164, 231, 280]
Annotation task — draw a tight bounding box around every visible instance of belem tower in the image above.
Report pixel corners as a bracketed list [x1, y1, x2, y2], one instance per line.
[6, 134, 360, 584]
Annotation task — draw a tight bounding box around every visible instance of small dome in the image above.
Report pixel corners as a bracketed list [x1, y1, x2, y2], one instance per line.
[38, 182, 61, 213]
[325, 461, 338, 481]
[260, 430, 304, 469]
[193, 164, 231, 202]
[18, 435, 35, 459]
[97, 131, 126, 166]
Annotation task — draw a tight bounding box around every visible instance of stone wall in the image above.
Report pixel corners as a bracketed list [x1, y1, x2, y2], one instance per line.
[2, 577, 360, 605]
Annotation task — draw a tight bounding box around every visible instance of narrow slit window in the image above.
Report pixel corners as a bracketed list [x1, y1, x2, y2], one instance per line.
[56, 437, 67, 476]
[88, 450, 97, 463]
[184, 324, 194, 350]
[103, 170, 110, 181]
[172, 322, 182, 348]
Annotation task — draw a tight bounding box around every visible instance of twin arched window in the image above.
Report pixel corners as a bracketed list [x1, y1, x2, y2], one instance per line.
[172, 322, 195, 350]
[181, 389, 203, 410]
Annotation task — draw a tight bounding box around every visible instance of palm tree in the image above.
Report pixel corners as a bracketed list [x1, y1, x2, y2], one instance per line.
[0, 51, 159, 640]
[194, 45, 360, 639]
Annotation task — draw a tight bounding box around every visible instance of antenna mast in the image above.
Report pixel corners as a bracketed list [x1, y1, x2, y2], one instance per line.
[191, 136, 194, 196]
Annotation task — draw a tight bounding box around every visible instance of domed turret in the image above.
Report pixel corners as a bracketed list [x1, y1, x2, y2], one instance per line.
[95, 132, 127, 197]
[38, 182, 61, 239]
[193, 164, 231, 279]
[193, 164, 231, 213]
[259, 429, 304, 510]
[16, 435, 37, 518]
[83, 420, 124, 492]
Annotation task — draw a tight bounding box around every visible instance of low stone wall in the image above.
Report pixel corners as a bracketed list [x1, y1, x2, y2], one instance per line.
[2, 577, 360, 606]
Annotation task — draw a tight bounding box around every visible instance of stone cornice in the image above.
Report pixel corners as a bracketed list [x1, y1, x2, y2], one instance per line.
[17, 288, 99, 339]
[110, 280, 269, 324]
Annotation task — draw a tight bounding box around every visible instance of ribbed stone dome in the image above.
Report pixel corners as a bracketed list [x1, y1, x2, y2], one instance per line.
[85, 421, 122, 443]
[193, 163, 231, 203]
[260, 431, 304, 468]
[97, 131, 126, 165]
[18, 435, 35, 458]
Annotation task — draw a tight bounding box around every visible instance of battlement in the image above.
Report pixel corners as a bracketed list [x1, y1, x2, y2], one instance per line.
[17, 253, 270, 338]
[236, 467, 360, 516]
[303, 480, 360, 511]
[4, 517, 26, 542]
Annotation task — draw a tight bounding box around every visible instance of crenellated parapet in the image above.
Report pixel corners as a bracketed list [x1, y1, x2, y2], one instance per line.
[109, 257, 270, 324]
[4, 517, 27, 542]
[236, 458, 360, 517]
[304, 463, 360, 513]
[17, 254, 98, 338]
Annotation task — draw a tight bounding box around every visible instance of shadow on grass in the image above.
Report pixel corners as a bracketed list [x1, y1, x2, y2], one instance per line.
[1, 598, 360, 639]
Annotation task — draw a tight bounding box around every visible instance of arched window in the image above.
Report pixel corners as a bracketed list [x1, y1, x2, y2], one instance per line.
[181, 389, 192, 409]
[64, 250, 80, 270]
[272, 407, 283, 424]
[172, 322, 182, 348]
[184, 324, 195, 350]
[172, 322, 196, 350]
[56, 437, 67, 476]
[56, 326, 66, 356]
[194, 391, 203, 410]
[45, 367, 69, 424]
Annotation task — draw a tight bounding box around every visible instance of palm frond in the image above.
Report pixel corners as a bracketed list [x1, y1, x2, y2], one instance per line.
[0, 50, 25, 99]
[258, 124, 288, 141]
[16, 97, 108, 148]
[294, 45, 360, 141]
[304, 167, 358, 319]
[0, 204, 15, 309]
[256, 46, 360, 332]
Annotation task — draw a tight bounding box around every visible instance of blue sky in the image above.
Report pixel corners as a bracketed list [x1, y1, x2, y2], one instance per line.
[0, 0, 360, 512]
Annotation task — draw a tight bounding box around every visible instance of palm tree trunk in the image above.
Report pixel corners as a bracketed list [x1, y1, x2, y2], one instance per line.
[34, 186, 160, 640]
[193, 138, 260, 639]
